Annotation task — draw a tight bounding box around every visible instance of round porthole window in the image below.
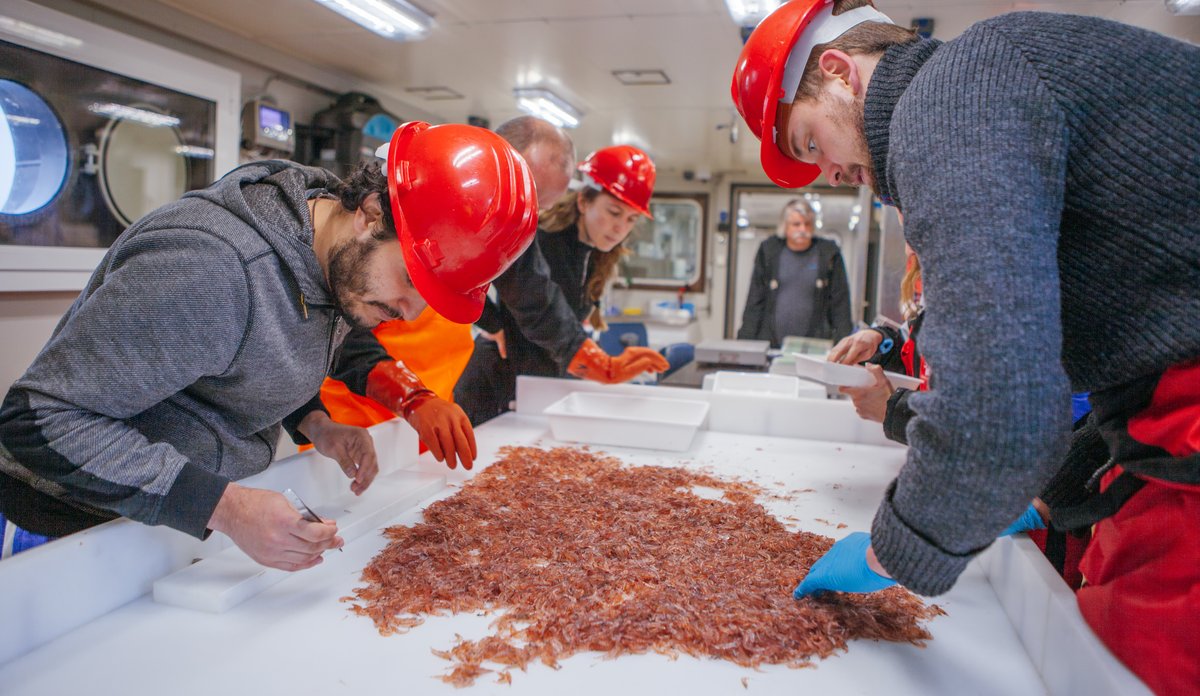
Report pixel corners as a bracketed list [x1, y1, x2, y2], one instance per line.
[98, 107, 187, 226]
[0, 79, 69, 215]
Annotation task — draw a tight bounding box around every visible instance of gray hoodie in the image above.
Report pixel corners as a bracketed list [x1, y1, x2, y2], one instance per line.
[0, 161, 351, 539]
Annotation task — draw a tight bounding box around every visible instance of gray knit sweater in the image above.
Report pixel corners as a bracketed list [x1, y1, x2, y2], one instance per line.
[0, 162, 349, 539]
[863, 13, 1200, 595]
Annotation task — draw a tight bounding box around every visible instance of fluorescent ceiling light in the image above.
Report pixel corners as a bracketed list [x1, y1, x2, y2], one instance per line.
[513, 88, 581, 129]
[0, 16, 83, 49]
[311, 0, 434, 41]
[88, 103, 180, 128]
[724, 0, 783, 27]
[1165, 0, 1200, 14]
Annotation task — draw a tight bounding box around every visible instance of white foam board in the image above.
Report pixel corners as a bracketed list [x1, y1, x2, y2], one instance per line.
[152, 470, 444, 613]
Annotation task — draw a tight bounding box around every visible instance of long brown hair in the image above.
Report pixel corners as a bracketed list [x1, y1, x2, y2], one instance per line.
[899, 254, 922, 321]
[540, 188, 630, 331]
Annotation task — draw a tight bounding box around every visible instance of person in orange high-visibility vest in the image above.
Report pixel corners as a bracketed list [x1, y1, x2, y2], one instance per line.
[318, 116, 578, 468]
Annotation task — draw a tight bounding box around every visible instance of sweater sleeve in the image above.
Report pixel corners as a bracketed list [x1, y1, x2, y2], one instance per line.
[866, 326, 907, 373]
[490, 237, 589, 373]
[870, 37, 1073, 595]
[0, 230, 249, 538]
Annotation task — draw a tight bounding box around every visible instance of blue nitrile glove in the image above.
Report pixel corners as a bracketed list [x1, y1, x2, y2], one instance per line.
[793, 532, 897, 599]
[1000, 503, 1046, 536]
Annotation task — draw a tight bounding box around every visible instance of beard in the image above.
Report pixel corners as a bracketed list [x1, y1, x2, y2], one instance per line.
[327, 233, 386, 329]
[826, 90, 877, 193]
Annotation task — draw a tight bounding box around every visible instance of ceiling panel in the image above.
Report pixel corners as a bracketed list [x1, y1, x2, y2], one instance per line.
[90, 0, 1200, 175]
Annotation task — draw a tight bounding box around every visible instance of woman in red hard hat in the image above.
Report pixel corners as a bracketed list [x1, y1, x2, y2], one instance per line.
[454, 144, 670, 426]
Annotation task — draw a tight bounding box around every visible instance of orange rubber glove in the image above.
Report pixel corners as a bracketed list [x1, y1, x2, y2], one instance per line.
[567, 338, 671, 385]
[366, 360, 477, 470]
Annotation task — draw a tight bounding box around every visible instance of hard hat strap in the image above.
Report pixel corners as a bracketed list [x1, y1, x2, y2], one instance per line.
[777, 2, 895, 110]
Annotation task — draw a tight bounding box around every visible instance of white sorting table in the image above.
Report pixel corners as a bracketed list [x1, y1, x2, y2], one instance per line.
[0, 378, 1148, 696]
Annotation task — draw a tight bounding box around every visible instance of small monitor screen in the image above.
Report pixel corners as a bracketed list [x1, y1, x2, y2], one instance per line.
[258, 104, 289, 130]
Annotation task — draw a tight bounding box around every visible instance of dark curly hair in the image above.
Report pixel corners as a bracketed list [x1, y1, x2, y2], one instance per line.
[328, 161, 396, 242]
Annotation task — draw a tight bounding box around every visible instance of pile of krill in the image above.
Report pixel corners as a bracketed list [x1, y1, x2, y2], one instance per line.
[346, 446, 943, 686]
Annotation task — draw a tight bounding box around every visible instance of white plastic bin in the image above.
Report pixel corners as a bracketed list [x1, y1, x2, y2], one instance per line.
[710, 371, 802, 398]
[543, 392, 709, 452]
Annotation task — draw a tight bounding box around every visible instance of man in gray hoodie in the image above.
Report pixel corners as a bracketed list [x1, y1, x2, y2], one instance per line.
[0, 122, 538, 572]
[733, 2, 1198, 692]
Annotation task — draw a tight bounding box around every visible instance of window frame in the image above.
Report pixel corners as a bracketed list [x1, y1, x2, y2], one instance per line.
[620, 192, 708, 293]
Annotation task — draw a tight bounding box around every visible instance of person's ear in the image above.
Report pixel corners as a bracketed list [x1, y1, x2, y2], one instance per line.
[818, 48, 863, 98]
[575, 190, 588, 215]
[354, 192, 385, 238]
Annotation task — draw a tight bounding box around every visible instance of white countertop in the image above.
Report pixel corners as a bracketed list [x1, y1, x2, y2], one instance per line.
[0, 380, 1148, 695]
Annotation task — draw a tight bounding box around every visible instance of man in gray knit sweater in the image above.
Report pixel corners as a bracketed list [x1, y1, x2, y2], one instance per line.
[733, 2, 1198, 692]
[0, 123, 537, 572]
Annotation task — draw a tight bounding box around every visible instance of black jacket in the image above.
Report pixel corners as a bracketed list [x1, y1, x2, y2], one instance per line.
[737, 236, 852, 347]
[475, 225, 593, 375]
[451, 225, 595, 425]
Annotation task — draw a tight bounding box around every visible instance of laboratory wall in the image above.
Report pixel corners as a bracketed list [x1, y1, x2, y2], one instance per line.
[0, 0, 438, 402]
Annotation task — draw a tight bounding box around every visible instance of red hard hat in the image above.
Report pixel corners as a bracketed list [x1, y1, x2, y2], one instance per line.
[731, 0, 894, 188]
[577, 145, 656, 218]
[379, 121, 538, 324]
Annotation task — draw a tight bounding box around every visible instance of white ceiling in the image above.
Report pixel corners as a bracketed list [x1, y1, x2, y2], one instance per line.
[67, 0, 1200, 178]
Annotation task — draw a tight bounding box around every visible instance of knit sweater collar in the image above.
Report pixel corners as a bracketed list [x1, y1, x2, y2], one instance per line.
[864, 38, 942, 209]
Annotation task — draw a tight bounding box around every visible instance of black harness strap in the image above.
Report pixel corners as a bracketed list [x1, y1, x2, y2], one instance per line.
[1050, 471, 1148, 534]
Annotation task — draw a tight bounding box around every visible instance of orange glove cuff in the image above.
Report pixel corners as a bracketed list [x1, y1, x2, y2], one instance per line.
[366, 360, 437, 419]
[567, 339, 616, 383]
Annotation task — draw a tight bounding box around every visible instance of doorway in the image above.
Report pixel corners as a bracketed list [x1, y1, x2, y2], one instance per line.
[723, 184, 873, 339]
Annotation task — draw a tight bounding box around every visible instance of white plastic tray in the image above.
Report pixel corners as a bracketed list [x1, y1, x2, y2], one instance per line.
[711, 371, 802, 398]
[543, 392, 709, 451]
[793, 354, 924, 390]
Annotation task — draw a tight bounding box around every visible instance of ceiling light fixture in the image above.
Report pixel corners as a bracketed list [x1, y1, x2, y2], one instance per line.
[513, 88, 581, 129]
[310, 0, 434, 41]
[405, 85, 464, 100]
[612, 69, 671, 86]
[723, 0, 783, 27]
